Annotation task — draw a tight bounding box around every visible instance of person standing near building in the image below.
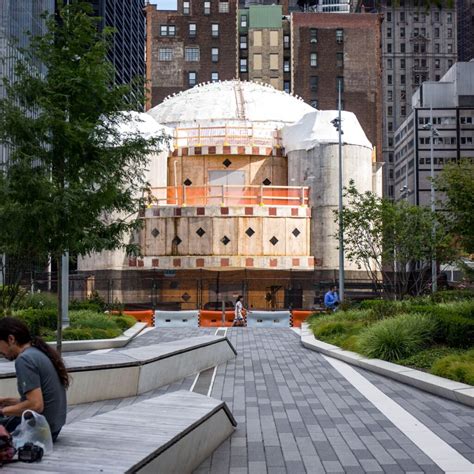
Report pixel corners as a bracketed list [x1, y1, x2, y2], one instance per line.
[324, 285, 340, 311]
[233, 295, 246, 327]
[0, 318, 69, 441]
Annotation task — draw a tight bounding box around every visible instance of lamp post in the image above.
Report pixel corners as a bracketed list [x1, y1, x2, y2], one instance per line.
[422, 110, 440, 293]
[331, 80, 345, 301]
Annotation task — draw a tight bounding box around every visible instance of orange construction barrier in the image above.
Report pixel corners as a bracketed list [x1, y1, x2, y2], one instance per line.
[112, 310, 154, 327]
[291, 310, 313, 328]
[199, 310, 235, 327]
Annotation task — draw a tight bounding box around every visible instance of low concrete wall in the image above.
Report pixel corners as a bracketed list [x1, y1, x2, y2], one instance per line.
[247, 310, 291, 328]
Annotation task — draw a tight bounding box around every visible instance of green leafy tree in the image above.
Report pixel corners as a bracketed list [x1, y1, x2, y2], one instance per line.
[336, 182, 457, 298]
[0, 2, 164, 349]
[434, 159, 474, 254]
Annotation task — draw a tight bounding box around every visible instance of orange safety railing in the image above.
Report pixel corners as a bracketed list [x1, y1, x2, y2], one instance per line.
[150, 185, 309, 207]
[174, 125, 282, 149]
[199, 310, 235, 327]
[291, 310, 313, 328]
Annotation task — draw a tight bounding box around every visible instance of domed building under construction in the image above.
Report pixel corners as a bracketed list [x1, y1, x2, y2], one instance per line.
[78, 81, 382, 310]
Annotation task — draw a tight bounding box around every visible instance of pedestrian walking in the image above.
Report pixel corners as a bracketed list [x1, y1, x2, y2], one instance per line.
[233, 295, 246, 327]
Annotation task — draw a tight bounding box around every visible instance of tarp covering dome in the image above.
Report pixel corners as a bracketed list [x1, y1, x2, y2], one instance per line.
[282, 110, 373, 153]
[147, 80, 314, 128]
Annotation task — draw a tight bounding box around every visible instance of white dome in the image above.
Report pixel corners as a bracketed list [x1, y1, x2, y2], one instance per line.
[147, 80, 314, 129]
[282, 110, 373, 153]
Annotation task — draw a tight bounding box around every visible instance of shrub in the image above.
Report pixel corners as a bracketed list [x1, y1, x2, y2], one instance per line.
[13, 308, 57, 336]
[358, 313, 436, 362]
[357, 300, 405, 320]
[68, 300, 102, 313]
[14, 292, 57, 310]
[112, 315, 136, 331]
[69, 310, 119, 330]
[398, 346, 464, 370]
[431, 289, 474, 304]
[431, 349, 474, 385]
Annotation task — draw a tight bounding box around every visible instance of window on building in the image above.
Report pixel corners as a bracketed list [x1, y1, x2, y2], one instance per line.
[284, 81, 290, 93]
[387, 27, 392, 39]
[283, 59, 290, 72]
[388, 106, 393, 116]
[400, 74, 405, 85]
[310, 76, 318, 91]
[434, 27, 439, 38]
[448, 59, 453, 68]
[401, 90, 406, 101]
[447, 12, 452, 23]
[204, 1, 211, 14]
[413, 12, 419, 22]
[400, 27, 405, 38]
[400, 11, 405, 22]
[211, 47, 219, 62]
[310, 53, 317, 67]
[400, 42, 405, 53]
[240, 58, 247, 72]
[336, 52, 343, 68]
[211, 23, 219, 38]
[336, 29, 343, 43]
[389, 168, 394, 179]
[219, 2, 229, 13]
[435, 58, 440, 69]
[284, 35, 290, 48]
[270, 30, 279, 47]
[211, 72, 219, 82]
[310, 99, 318, 108]
[435, 74, 440, 81]
[387, 90, 393, 101]
[253, 30, 262, 46]
[183, 1, 190, 14]
[400, 58, 405, 69]
[240, 14, 247, 27]
[447, 28, 453, 38]
[414, 43, 419, 53]
[240, 35, 247, 50]
[401, 105, 406, 116]
[188, 71, 197, 86]
[447, 43, 453, 53]
[160, 25, 176, 36]
[387, 12, 391, 21]
[388, 152, 394, 163]
[435, 43, 440, 53]
[336, 76, 344, 92]
[310, 28, 317, 43]
[189, 23, 196, 37]
[421, 43, 426, 53]
[434, 11, 440, 22]
[387, 74, 392, 85]
[414, 28, 419, 37]
[158, 48, 173, 61]
[168, 25, 176, 36]
[185, 47, 200, 62]
[388, 121, 393, 131]
[254, 53, 262, 70]
[387, 43, 392, 53]
[270, 54, 279, 71]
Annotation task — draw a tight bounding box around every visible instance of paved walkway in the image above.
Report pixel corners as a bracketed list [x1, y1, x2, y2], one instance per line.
[62, 328, 473, 473]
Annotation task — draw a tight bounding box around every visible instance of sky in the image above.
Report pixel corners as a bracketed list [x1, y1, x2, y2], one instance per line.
[148, 0, 178, 10]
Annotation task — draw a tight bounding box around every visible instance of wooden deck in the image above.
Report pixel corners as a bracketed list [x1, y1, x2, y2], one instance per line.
[7, 391, 236, 473]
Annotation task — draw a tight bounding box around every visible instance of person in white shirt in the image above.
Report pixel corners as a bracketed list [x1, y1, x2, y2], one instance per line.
[233, 295, 245, 327]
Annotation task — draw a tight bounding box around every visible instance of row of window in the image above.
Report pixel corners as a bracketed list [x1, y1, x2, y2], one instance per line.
[386, 42, 454, 54]
[386, 27, 453, 39]
[186, 71, 220, 86]
[385, 9, 453, 24]
[183, 1, 229, 15]
[419, 157, 459, 165]
[240, 34, 290, 50]
[419, 136, 464, 145]
[309, 28, 344, 44]
[418, 116, 474, 126]
[386, 58, 452, 70]
[159, 47, 220, 62]
[238, 57, 291, 73]
[160, 23, 220, 38]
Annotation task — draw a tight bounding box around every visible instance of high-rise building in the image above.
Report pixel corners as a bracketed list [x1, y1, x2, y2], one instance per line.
[145, 0, 238, 109]
[357, 1, 458, 198]
[393, 62, 474, 206]
[291, 12, 383, 161]
[457, 0, 474, 61]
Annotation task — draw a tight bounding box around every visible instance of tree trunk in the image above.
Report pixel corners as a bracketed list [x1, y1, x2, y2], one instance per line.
[57, 256, 63, 355]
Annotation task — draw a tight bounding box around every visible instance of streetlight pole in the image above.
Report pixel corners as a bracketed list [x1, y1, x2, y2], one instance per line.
[337, 81, 345, 301]
[428, 108, 437, 293]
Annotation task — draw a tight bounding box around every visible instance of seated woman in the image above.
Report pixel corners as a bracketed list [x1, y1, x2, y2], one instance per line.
[0, 318, 69, 441]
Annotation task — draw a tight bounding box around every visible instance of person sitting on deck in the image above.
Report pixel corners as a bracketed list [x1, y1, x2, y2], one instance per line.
[324, 285, 340, 311]
[0, 317, 69, 441]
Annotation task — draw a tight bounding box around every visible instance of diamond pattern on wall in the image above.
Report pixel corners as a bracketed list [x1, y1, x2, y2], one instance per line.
[292, 228, 301, 237]
[172, 236, 182, 246]
[270, 236, 279, 246]
[151, 228, 160, 238]
[184, 178, 192, 186]
[196, 227, 206, 237]
[223, 159, 232, 168]
[263, 178, 272, 186]
[246, 227, 255, 237]
[182, 292, 191, 302]
[221, 235, 231, 246]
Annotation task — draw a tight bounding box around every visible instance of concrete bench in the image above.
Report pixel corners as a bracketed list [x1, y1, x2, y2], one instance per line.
[246, 310, 291, 328]
[0, 335, 236, 405]
[6, 390, 236, 473]
[154, 310, 199, 327]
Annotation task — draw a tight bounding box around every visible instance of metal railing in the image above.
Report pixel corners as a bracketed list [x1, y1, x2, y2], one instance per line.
[173, 125, 282, 149]
[149, 185, 309, 207]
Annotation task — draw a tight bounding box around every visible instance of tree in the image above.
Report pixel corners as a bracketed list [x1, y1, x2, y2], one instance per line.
[0, 2, 164, 349]
[336, 182, 457, 299]
[434, 159, 474, 254]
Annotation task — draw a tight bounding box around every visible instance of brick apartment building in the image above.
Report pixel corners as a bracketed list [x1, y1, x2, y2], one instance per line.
[145, 0, 237, 108]
[291, 13, 383, 161]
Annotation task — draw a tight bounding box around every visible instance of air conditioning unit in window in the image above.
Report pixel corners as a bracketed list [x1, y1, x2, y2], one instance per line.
[310, 39, 317, 44]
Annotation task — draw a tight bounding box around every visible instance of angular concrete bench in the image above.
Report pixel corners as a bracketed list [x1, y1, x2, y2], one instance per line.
[0, 335, 237, 405]
[246, 310, 291, 328]
[154, 310, 199, 328]
[6, 390, 236, 473]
